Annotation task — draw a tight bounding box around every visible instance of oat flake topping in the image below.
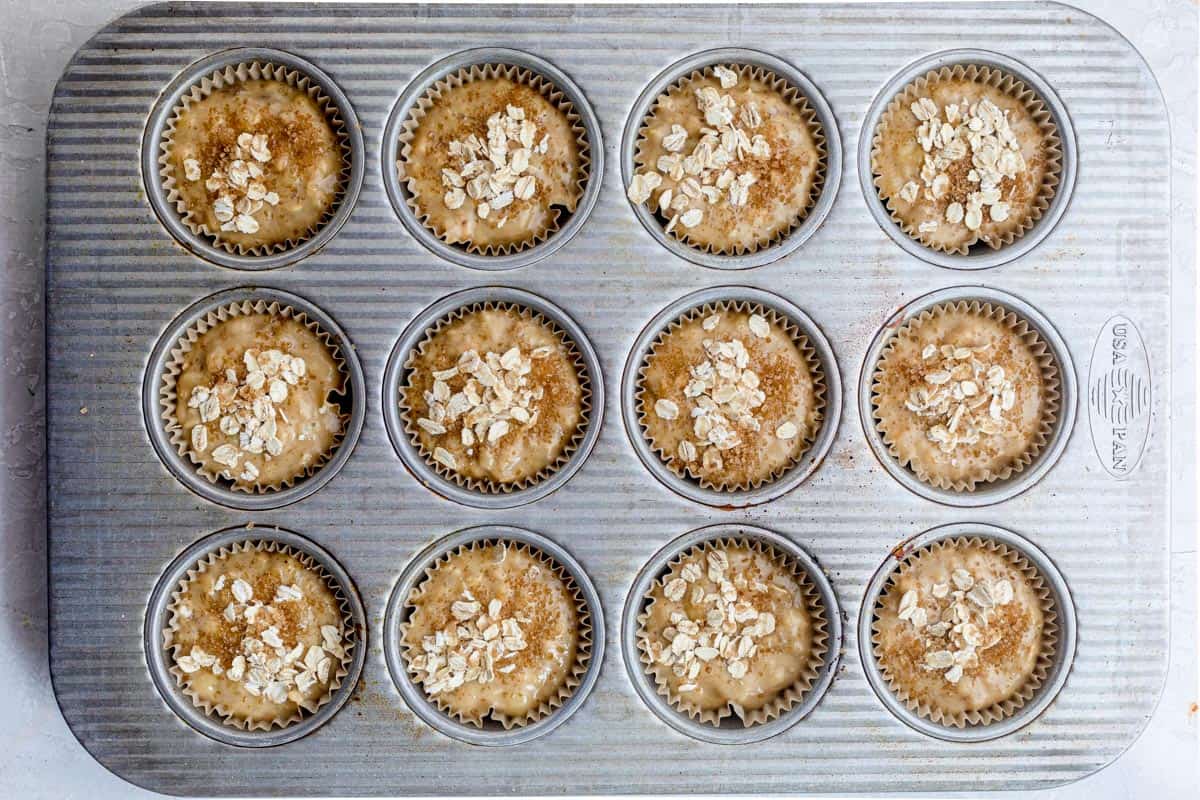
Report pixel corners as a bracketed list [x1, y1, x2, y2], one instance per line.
[408, 591, 531, 695]
[904, 341, 1018, 454]
[626, 67, 770, 234]
[187, 347, 319, 483]
[896, 568, 1015, 684]
[416, 345, 554, 472]
[439, 104, 552, 226]
[897, 96, 1027, 233]
[183, 131, 281, 235]
[646, 549, 783, 692]
[654, 314, 799, 472]
[174, 575, 345, 704]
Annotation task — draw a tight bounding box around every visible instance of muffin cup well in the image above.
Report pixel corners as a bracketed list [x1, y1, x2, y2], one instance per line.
[859, 286, 1076, 507]
[384, 526, 605, 746]
[621, 524, 842, 745]
[637, 536, 828, 728]
[858, 49, 1076, 270]
[143, 48, 363, 270]
[400, 540, 592, 730]
[144, 526, 367, 747]
[858, 522, 1076, 742]
[383, 287, 603, 509]
[622, 286, 841, 507]
[871, 298, 1060, 492]
[383, 48, 603, 271]
[621, 48, 841, 270]
[143, 287, 365, 511]
[398, 63, 590, 255]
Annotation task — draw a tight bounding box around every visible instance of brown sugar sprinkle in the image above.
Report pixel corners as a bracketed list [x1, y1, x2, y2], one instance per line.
[187, 315, 306, 381]
[188, 85, 328, 182]
[735, 118, 812, 217]
[885, 562, 1024, 687]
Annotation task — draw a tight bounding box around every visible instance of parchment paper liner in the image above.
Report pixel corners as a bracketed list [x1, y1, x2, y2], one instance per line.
[396, 62, 592, 256]
[157, 59, 353, 257]
[870, 535, 1059, 728]
[632, 62, 828, 256]
[158, 298, 352, 494]
[870, 299, 1061, 492]
[635, 536, 829, 727]
[870, 63, 1062, 255]
[398, 301, 592, 494]
[635, 298, 826, 492]
[162, 538, 358, 732]
[398, 538, 594, 730]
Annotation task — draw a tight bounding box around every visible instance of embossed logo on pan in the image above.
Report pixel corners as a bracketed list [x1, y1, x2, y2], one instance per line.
[1087, 315, 1151, 479]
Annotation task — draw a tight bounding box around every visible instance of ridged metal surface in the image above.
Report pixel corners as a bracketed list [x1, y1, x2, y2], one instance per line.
[45, 2, 1170, 795]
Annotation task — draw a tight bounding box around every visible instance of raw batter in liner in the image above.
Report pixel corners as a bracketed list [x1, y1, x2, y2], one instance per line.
[400, 76, 584, 251]
[173, 312, 346, 490]
[403, 307, 584, 486]
[402, 543, 581, 723]
[873, 72, 1055, 252]
[634, 68, 822, 252]
[871, 303, 1052, 488]
[166, 547, 347, 726]
[640, 544, 818, 719]
[168, 79, 343, 248]
[639, 307, 820, 489]
[873, 541, 1047, 720]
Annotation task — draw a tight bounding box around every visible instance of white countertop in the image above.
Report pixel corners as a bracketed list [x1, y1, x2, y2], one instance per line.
[1, 1, 1195, 797]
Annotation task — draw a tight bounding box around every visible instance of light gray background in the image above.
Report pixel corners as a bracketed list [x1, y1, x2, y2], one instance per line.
[2, 0, 1195, 798]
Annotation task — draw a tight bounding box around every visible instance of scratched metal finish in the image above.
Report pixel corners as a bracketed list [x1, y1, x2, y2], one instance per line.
[45, 2, 1170, 795]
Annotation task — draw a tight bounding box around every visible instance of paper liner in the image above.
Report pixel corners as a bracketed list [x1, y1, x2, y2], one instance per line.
[158, 298, 352, 494]
[397, 538, 594, 730]
[157, 59, 353, 257]
[632, 62, 828, 256]
[870, 535, 1059, 728]
[870, 63, 1063, 255]
[870, 300, 1061, 492]
[635, 299, 826, 492]
[396, 62, 592, 256]
[635, 536, 829, 727]
[398, 301, 592, 494]
[162, 538, 358, 732]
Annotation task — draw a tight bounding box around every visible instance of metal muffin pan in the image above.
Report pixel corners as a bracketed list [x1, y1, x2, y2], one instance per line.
[140, 46, 366, 271]
[141, 286, 366, 511]
[856, 48, 1079, 271]
[857, 284, 1078, 507]
[381, 47, 604, 271]
[856, 521, 1077, 743]
[381, 286, 604, 509]
[620, 47, 842, 270]
[46, 2, 1172, 795]
[620, 523, 843, 745]
[621, 285, 842, 507]
[382, 525, 605, 746]
[143, 525, 368, 748]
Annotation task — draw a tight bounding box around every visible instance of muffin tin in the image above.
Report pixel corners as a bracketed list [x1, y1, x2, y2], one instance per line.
[46, 2, 1171, 796]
